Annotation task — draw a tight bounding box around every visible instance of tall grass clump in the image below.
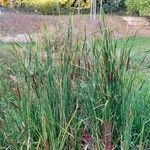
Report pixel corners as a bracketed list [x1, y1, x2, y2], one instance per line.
[0, 19, 150, 149]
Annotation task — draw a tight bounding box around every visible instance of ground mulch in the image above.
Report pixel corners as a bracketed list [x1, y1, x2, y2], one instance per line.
[0, 12, 150, 41]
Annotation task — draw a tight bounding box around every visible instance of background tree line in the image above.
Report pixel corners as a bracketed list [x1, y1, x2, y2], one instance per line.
[0, 0, 149, 16]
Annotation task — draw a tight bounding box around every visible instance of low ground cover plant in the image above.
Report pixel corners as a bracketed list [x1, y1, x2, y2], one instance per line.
[0, 19, 150, 149]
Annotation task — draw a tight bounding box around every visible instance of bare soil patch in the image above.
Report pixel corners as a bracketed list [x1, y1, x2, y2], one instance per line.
[0, 12, 150, 42]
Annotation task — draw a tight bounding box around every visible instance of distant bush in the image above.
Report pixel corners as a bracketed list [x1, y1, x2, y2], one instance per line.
[125, 0, 150, 16]
[0, 0, 9, 6]
[97, 0, 125, 14]
[15, 0, 69, 15]
[8, 0, 126, 15]
[14, 0, 90, 15]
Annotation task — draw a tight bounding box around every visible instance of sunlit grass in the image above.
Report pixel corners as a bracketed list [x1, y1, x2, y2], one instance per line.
[117, 37, 150, 51]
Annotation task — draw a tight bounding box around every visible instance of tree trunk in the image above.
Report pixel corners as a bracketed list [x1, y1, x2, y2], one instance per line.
[9, 0, 13, 8]
[90, 0, 93, 20]
[90, 0, 97, 20]
[93, 0, 96, 20]
[78, 0, 80, 15]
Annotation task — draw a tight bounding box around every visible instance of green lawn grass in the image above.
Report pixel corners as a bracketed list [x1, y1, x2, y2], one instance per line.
[117, 37, 150, 51]
[1, 36, 150, 53]
[118, 37, 150, 77]
[1, 36, 150, 72]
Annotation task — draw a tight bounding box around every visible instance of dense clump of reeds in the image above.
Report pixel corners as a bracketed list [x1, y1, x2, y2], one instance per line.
[0, 19, 150, 149]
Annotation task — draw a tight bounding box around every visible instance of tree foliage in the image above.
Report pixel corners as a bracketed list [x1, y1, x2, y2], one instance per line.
[97, 0, 125, 13]
[1, 0, 126, 15]
[14, 0, 90, 14]
[0, 0, 10, 6]
[125, 0, 150, 16]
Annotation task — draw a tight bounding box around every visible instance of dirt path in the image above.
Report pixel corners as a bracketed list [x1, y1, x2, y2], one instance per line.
[0, 12, 150, 42]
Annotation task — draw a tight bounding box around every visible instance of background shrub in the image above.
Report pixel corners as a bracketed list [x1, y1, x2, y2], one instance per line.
[125, 0, 150, 16]
[15, 0, 70, 15]
[14, 0, 126, 15]
[0, 0, 9, 6]
[99, 0, 125, 14]
[14, 0, 90, 15]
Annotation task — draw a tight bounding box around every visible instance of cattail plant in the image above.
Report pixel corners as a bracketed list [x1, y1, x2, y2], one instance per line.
[0, 16, 150, 150]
